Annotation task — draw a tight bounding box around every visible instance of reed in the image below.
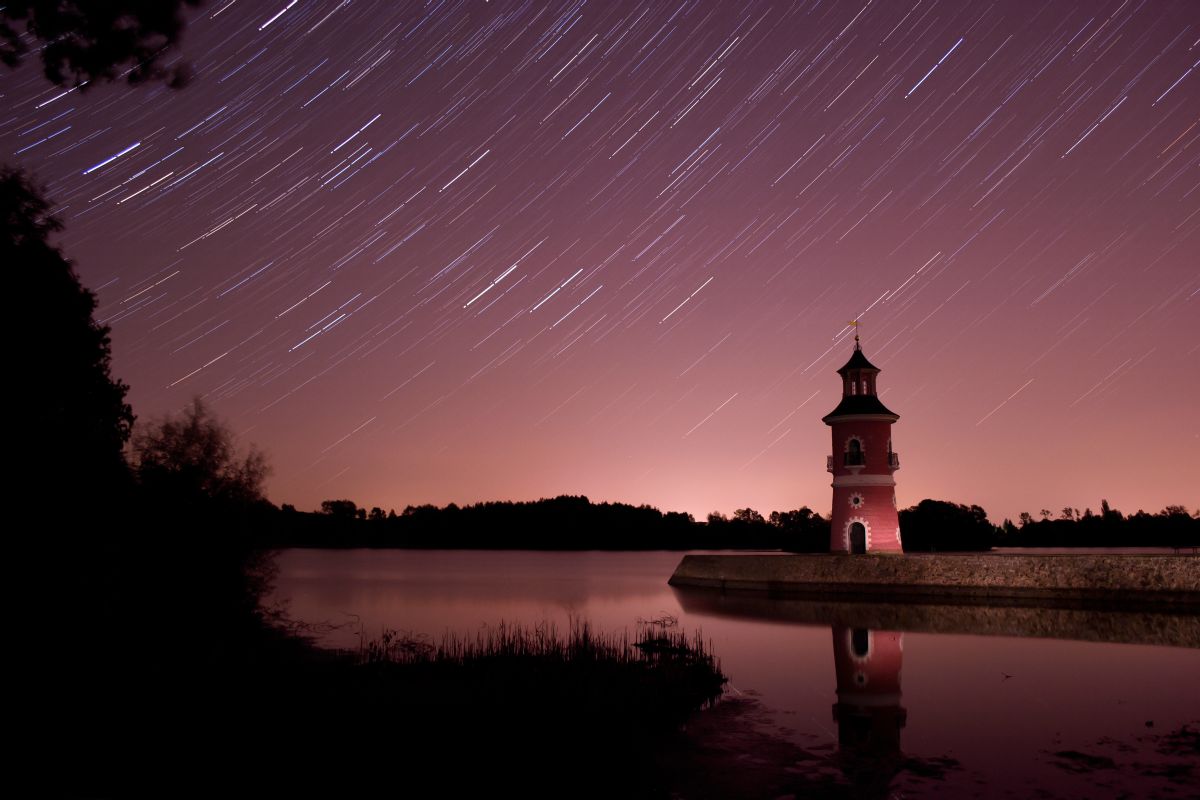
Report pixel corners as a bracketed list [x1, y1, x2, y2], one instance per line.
[350, 616, 727, 733]
[360, 617, 714, 666]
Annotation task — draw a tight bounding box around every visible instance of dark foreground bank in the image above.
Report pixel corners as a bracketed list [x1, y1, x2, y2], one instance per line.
[44, 618, 725, 797]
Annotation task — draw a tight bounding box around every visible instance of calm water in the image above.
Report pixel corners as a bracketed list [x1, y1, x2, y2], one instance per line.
[272, 549, 1200, 798]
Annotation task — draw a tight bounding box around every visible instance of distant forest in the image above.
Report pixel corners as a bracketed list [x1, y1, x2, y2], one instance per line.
[268, 495, 1199, 551]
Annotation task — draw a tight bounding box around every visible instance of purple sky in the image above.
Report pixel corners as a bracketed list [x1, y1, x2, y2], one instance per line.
[4, 0, 1197, 522]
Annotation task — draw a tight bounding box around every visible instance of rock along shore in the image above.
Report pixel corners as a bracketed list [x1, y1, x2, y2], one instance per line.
[668, 553, 1200, 609]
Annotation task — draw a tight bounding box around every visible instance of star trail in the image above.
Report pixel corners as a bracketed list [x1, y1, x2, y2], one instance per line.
[3, 0, 1197, 521]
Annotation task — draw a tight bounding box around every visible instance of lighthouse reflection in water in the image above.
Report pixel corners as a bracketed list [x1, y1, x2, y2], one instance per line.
[832, 626, 907, 797]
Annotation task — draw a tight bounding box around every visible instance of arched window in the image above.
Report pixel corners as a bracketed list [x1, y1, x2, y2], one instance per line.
[846, 438, 864, 466]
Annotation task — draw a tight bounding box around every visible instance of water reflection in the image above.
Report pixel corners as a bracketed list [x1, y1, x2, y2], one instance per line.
[672, 586, 1200, 648]
[832, 626, 907, 799]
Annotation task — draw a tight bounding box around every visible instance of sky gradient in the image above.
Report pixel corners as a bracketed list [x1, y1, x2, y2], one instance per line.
[4, 0, 1198, 522]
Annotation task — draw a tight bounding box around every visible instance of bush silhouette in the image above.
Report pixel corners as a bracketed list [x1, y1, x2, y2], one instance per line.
[131, 397, 276, 637]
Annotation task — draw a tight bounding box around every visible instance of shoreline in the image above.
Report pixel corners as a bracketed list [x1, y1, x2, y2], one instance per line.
[668, 553, 1200, 610]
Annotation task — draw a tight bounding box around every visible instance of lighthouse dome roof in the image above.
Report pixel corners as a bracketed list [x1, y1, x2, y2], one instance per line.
[837, 346, 879, 374]
[822, 393, 898, 423]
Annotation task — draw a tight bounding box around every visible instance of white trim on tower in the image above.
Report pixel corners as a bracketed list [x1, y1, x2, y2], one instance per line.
[832, 474, 896, 487]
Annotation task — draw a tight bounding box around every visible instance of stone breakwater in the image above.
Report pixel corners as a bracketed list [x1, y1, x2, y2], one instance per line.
[668, 553, 1200, 608]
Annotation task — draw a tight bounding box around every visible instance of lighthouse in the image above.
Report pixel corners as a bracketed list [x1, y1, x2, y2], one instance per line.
[822, 334, 902, 553]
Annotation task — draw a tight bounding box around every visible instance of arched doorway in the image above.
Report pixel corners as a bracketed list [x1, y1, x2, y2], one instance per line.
[850, 522, 867, 554]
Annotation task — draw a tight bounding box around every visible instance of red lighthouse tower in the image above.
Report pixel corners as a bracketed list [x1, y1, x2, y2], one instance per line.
[822, 335, 901, 553]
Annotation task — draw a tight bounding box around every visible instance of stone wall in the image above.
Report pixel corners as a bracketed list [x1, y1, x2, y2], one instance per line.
[668, 553, 1200, 607]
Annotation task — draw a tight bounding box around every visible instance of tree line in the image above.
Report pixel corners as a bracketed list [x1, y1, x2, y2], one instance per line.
[995, 501, 1197, 549]
[273, 496, 1198, 551]
[277, 495, 827, 550]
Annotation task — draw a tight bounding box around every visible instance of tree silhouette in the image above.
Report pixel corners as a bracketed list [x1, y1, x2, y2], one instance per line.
[134, 396, 268, 506]
[899, 499, 996, 552]
[732, 507, 766, 524]
[321, 498, 361, 519]
[5, 166, 134, 511]
[1, 1, 202, 88]
[132, 397, 275, 632]
[770, 507, 831, 552]
[4, 2, 206, 508]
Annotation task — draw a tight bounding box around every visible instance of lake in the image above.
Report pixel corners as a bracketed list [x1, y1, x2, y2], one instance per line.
[271, 549, 1199, 798]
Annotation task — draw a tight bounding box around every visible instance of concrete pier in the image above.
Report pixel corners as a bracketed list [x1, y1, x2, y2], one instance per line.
[668, 553, 1200, 608]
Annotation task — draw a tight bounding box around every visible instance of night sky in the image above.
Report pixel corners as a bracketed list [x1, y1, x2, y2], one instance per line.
[3, 0, 1197, 522]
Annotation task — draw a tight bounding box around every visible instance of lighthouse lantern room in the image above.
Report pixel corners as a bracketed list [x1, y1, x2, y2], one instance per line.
[822, 334, 902, 554]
